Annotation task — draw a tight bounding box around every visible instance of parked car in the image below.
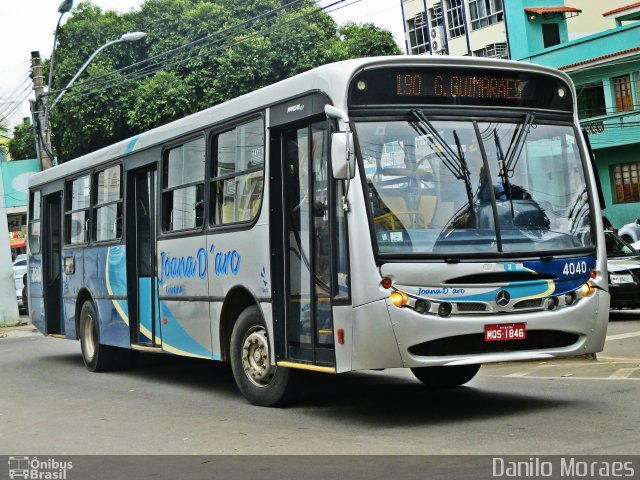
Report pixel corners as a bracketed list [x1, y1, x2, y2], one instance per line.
[618, 219, 640, 243]
[605, 230, 640, 309]
[12, 254, 27, 268]
[14, 273, 25, 313]
[12, 254, 27, 279]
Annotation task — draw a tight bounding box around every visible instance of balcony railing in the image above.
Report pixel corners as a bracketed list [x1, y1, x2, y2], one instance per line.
[580, 109, 640, 150]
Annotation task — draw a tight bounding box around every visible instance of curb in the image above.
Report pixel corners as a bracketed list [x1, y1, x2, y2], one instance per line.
[0, 323, 39, 339]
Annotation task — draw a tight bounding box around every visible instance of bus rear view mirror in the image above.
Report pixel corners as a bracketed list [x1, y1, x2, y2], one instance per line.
[330, 131, 355, 180]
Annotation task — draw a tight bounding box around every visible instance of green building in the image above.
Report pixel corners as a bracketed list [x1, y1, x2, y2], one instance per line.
[504, 1, 640, 228]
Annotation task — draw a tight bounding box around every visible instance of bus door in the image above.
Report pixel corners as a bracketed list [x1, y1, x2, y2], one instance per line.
[271, 121, 336, 367]
[126, 166, 161, 348]
[42, 191, 63, 335]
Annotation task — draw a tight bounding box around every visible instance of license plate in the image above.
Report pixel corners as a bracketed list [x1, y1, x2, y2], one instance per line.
[484, 323, 526, 342]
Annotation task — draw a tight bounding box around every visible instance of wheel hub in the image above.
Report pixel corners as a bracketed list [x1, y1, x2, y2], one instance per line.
[241, 327, 276, 387]
[82, 313, 96, 361]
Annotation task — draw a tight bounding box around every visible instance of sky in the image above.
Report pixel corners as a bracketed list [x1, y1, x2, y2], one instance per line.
[0, 0, 406, 130]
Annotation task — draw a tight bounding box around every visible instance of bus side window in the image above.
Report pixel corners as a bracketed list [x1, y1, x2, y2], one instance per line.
[211, 117, 265, 226]
[162, 137, 206, 232]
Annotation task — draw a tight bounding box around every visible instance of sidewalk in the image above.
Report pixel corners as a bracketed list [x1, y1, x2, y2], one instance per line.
[0, 317, 39, 339]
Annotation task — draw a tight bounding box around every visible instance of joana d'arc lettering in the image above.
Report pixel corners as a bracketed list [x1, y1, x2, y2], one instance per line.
[159, 245, 241, 284]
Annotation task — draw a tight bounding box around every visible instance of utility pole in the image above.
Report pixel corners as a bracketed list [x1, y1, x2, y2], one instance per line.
[30, 51, 54, 170]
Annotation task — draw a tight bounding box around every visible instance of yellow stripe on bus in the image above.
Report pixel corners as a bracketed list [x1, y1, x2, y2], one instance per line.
[276, 361, 335, 373]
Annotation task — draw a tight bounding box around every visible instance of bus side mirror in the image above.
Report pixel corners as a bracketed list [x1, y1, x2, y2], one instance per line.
[330, 131, 355, 180]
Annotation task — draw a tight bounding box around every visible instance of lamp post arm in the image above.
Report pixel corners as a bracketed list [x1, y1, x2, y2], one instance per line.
[51, 38, 123, 109]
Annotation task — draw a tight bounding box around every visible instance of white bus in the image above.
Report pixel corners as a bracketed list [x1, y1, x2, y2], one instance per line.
[27, 56, 609, 406]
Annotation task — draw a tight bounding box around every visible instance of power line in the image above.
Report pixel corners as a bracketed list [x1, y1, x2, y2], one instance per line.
[53, 0, 360, 104]
[49, 0, 318, 99]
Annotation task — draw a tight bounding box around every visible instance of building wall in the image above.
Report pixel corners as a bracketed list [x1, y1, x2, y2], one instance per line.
[566, 0, 625, 40]
[596, 144, 640, 228]
[402, 0, 508, 57]
[402, 0, 626, 59]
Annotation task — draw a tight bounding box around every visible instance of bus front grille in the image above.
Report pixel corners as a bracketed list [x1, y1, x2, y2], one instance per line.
[513, 299, 543, 310]
[455, 302, 488, 312]
[408, 331, 579, 357]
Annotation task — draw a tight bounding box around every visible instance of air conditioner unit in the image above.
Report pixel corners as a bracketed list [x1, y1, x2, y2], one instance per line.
[431, 26, 445, 53]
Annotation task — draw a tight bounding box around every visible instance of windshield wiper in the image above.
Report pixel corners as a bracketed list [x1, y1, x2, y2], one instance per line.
[504, 112, 535, 177]
[494, 129, 515, 220]
[411, 110, 475, 218]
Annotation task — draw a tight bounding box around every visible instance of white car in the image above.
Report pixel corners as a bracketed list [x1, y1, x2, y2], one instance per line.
[618, 219, 640, 244]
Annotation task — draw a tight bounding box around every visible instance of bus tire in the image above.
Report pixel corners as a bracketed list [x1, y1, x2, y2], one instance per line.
[79, 301, 132, 372]
[411, 364, 480, 388]
[230, 306, 291, 407]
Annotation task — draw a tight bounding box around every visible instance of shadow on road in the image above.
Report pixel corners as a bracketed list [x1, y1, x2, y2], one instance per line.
[38, 350, 575, 426]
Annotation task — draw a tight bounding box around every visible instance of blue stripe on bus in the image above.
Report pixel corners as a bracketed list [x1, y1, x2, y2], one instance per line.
[124, 135, 140, 154]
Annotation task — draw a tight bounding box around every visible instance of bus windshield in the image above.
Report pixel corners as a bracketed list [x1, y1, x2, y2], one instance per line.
[356, 118, 593, 256]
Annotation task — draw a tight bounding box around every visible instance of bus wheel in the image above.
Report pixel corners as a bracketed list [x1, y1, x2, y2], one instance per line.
[411, 364, 480, 388]
[230, 306, 291, 407]
[79, 301, 132, 372]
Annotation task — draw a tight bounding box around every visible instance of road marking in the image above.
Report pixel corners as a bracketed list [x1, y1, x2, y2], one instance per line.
[608, 367, 640, 379]
[606, 330, 640, 341]
[505, 372, 530, 377]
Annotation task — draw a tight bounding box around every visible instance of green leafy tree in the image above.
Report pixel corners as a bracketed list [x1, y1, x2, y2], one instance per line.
[331, 23, 402, 60]
[49, 0, 400, 162]
[8, 121, 37, 160]
[128, 71, 194, 131]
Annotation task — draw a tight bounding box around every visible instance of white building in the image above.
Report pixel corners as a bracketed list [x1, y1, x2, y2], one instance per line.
[400, 0, 629, 59]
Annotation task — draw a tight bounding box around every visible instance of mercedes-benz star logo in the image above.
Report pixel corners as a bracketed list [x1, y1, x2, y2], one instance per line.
[496, 290, 511, 307]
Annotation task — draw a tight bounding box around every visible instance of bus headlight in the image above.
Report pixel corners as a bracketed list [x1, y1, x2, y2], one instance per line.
[390, 291, 409, 307]
[438, 302, 452, 317]
[544, 297, 559, 311]
[414, 299, 430, 314]
[564, 292, 576, 306]
[581, 282, 595, 297]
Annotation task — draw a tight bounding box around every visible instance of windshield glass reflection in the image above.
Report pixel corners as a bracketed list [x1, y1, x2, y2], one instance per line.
[355, 119, 593, 255]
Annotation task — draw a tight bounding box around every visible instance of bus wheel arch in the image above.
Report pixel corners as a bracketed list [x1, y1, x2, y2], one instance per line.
[75, 289, 94, 340]
[77, 297, 133, 372]
[219, 286, 261, 362]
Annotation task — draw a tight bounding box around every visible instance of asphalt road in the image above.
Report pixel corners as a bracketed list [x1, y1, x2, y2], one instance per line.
[0, 316, 639, 456]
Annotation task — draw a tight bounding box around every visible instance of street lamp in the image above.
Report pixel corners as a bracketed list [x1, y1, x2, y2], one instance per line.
[47, 0, 75, 95]
[50, 31, 147, 110]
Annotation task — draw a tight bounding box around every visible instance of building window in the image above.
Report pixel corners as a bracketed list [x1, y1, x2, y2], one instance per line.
[576, 82, 606, 119]
[28, 191, 41, 254]
[407, 12, 429, 54]
[542, 23, 560, 48]
[429, 6, 443, 27]
[612, 163, 640, 204]
[445, 0, 466, 38]
[65, 175, 91, 244]
[211, 117, 265, 225]
[162, 137, 206, 232]
[469, 0, 503, 30]
[613, 75, 634, 112]
[474, 42, 508, 58]
[93, 165, 122, 242]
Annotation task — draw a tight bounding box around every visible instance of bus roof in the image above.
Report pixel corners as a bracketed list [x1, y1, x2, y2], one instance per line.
[29, 55, 572, 189]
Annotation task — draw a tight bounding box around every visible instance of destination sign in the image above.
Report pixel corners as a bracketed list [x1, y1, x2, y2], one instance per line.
[349, 66, 573, 111]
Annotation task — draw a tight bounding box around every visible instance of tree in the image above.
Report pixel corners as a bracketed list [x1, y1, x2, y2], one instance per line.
[49, 0, 401, 162]
[331, 23, 402, 60]
[8, 121, 37, 160]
